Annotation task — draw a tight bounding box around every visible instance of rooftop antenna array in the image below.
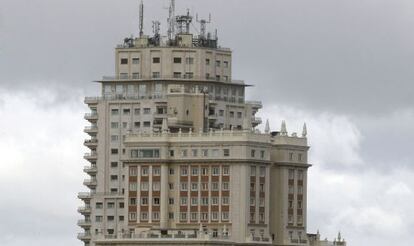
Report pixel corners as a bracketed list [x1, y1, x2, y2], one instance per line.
[196, 13, 211, 39]
[152, 21, 161, 36]
[176, 9, 193, 34]
[167, 0, 176, 40]
[139, 0, 144, 37]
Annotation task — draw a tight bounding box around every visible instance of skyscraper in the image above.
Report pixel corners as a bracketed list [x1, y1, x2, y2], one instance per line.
[78, 1, 319, 245]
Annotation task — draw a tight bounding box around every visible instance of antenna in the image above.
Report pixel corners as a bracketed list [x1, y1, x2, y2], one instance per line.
[176, 9, 193, 34]
[167, 0, 176, 40]
[152, 21, 161, 36]
[196, 13, 211, 39]
[139, 0, 144, 37]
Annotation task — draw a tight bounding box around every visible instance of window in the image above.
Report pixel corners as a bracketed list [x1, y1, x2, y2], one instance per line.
[298, 200, 302, 209]
[261, 150, 265, 159]
[288, 185, 294, 194]
[96, 202, 103, 209]
[181, 149, 188, 157]
[211, 197, 219, 205]
[120, 73, 128, 79]
[119, 202, 124, 208]
[111, 149, 118, 155]
[129, 198, 136, 205]
[129, 166, 137, 176]
[186, 57, 194, 64]
[111, 122, 118, 129]
[169, 168, 175, 175]
[260, 166, 266, 177]
[191, 167, 199, 176]
[219, 110, 224, 116]
[223, 166, 230, 175]
[185, 72, 194, 79]
[250, 197, 255, 206]
[120, 58, 128, 64]
[224, 76, 229, 81]
[143, 108, 151, 114]
[141, 167, 149, 176]
[180, 197, 188, 205]
[191, 212, 198, 221]
[201, 183, 209, 191]
[289, 169, 295, 180]
[206, 59, 210, 65]
[191, 197, 198, 206]
[212, 167, 220, 176]
[141, 212, 148, 220]
[180, 212, 187, 221]
[180, 182, 188, 191]
[169, 198, 174, 205]
[95, 216, 103, 222]
[222, 212, 229, 221]
[152, 167, 160, 175]
[298, 186, 303, 194]
[260, 183, 265, 192]
[141, 182, 149, 191]
[192, 149, 198, 157]
[169, 213, 174, 219]
[251, 150, 256, 158]
[298, 170, 304, 180]
[132, 58, 140, 64]
[153, 197, 160, 205]
[153, 57, 160, 63]
[222, 182, 229, 191]
[250, 182, 255, 192]
[111, 162, 118, 168]
[134, 122, 140, 128]
[173, 57, 182, 63]
[260, 197, 265, 207]
[141, 197, 148, 205]
[169, 183, 174, 190]
[143, 121, 151, 127]
[152, 72, 160, 78]
[237, 112, 242, 118]
[223, 61, 229, 68]
[152, 182, 160, 191]
[170, 150, 175, 157]
[289, 152, 294, 161]
[119, 216, 124, 221]
[134, 108, 141, 115]
[173, 72, 182, 78]
[223, 149, 230, 157]
[229, 111, 234, 118]
[216, 60, 221, 67]
[107, 216, 114, 221]
[250, 166, 256, 176]
[202, 149, 208, 157]
[122, 122, 128, 128]
[111, 135, 118, 142]
[180, 166, 188, 176]
[111, 108, 119, 115]
[206, 73, 210, 79]
[111, 175, 118, 181]
[216, 75, 221, 81]
[191, 183, 198, 191]
[259, 213, 265, 222]
[201, 212, 208, 221]
[212, 182, 219, 191]
[201, 167, 209, 175]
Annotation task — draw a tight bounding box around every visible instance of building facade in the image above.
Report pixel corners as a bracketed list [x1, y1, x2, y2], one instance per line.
[78, 1, 317, 246]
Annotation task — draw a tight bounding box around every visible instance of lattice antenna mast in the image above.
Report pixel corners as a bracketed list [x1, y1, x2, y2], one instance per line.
[167, 0, 176, 40]
[196, 13, 211, 39]
[152, 21, 161, 36]
[176, 9, 193, 34]
[139, 0, 144, 37]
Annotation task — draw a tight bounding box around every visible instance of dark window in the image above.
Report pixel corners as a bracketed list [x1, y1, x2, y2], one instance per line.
[173, 57, 182, 63]
[111, 162, 118, 168]
[120, 58, 128, 65]
[153, 57, 160, 63]
[111, 149, 118, 155]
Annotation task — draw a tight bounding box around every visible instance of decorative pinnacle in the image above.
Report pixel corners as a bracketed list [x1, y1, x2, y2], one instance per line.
[302, 122, 307, 137]
[281, 120, 287, 136]
[265, 119, 270, 133]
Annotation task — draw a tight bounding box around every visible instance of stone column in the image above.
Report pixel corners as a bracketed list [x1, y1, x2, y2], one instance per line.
[160, 164, 169, 229]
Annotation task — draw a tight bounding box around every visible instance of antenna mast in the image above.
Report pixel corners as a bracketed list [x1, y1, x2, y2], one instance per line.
[196, 13, 211, 39]
[139, 0, 144, 37]
[167, 0, 176, 40]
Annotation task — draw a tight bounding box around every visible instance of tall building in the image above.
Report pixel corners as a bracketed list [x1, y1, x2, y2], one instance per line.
[78, 1, 325, 246]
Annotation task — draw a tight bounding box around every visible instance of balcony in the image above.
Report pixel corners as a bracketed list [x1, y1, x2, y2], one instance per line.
[83, 165, 97, 174]
[252, 117, 262, 126]
[77, 206, 92, 214]
[83, 179, 97, 188]
[77, 192, 93, 200]
[84, 97, 99, 104]
[84, 126, 98, 134]
[77, 219, 92, 228]
[84, 113, 98, 122]
[246, 100, 263, 109]
[84, 139, 98, 148]
[84, 152, 97, 161]
[77, 232, 92, 241]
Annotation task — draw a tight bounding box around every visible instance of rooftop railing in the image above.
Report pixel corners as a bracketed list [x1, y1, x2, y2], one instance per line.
[99, 75, 244, 85]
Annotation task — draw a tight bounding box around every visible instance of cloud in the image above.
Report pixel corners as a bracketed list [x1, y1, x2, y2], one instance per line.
[0, 89, 86, 246]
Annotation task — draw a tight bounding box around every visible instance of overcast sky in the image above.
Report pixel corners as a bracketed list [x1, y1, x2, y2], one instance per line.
[1, 0, 413, 246]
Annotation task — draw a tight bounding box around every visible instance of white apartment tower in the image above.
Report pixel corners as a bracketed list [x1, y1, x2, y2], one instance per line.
[78, 1, 312, 246]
